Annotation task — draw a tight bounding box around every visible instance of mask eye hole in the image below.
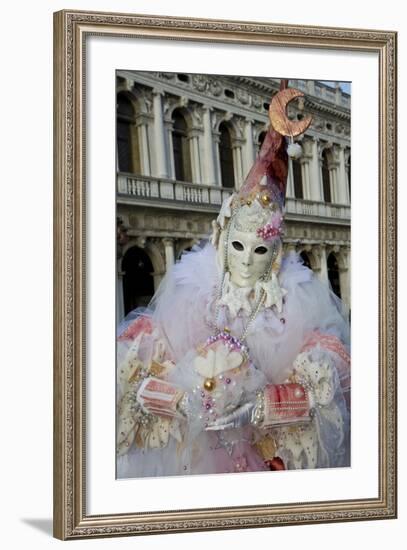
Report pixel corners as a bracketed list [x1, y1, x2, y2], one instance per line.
[254, 246, 268, 255]
[231, 241, 244, 251]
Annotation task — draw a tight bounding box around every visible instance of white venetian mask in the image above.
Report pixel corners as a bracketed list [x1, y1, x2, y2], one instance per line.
[227, 227, 274, 288]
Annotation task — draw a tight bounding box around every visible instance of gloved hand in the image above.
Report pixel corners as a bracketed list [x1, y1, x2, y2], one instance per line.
[205, 401, 256, 431]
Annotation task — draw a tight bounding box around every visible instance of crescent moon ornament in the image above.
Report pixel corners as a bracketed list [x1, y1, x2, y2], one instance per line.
[269, 88, 313, 137]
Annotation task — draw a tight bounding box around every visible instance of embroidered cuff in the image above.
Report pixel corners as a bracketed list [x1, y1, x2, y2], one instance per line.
[137, 377, 184, 418]
[261, 383, 313, 428]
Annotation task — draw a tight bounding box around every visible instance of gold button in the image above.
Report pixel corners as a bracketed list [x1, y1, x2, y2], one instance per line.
[203, 378, 216, 391]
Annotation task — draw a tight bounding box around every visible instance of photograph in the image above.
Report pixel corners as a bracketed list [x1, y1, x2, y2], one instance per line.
[53, 9, 396, 539]
[115, 71, 352, 479]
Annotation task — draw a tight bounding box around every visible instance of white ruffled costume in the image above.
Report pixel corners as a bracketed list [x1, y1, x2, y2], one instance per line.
[117, 86, 350, 479]
[117, 242, 350, 478]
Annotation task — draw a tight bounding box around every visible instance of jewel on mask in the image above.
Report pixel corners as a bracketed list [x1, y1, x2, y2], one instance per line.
[256, 210, 284, 241]
[256, 223, 283, 240]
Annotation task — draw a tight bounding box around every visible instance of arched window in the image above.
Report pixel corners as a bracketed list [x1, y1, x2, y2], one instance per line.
[292, 158, 304, 199]
[122, 246, 154, 314]
[321, 149, 332, 203]
[219, 122, 235, 189]
[327, 252, 341, 298]
[300, 251, 311, 269]
[117, 95, 139, 173]
[172, 110, 192, 182]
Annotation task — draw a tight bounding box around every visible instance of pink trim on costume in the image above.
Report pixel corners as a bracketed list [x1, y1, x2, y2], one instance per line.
[300, 331, 350, 365]
[118, 316, 153, 341]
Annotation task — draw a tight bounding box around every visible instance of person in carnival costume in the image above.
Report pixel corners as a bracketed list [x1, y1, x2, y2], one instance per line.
[116, 82, 350, 478]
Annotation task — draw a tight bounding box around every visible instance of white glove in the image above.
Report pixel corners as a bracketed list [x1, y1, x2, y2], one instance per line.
[205, 402, 255, 430]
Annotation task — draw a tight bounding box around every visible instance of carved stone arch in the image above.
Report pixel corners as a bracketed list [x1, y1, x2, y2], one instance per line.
[253, 124, 268, 143]
[145, 240, 166, 278]
[166, 101, 194, 130]
[335, 246, 349, 271]
[121, 237, 146, 262]
[116, 76, 132, 94]
[317, 140, 333, 161]
[229, 116, 246, 141]
[121, 238, 166, 298]
[298, 246, 319, 271]
[121, 239, 155, 313]
[121, 238, 164, 276]
[212, 111, 233, 133]
[213, 113, 244, 142]
[117, 89, 138, 117]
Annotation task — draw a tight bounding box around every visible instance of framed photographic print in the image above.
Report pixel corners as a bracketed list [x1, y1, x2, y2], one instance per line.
[53, 9, 397, 540]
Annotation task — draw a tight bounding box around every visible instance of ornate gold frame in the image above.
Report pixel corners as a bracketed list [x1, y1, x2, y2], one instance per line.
[53, 9, 397, 540]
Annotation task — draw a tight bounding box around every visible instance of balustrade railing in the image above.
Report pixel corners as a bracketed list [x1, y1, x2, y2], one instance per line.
[285, 197, 350, 220]
[118, 173, 350, 220]
[117, 174, 232, 208]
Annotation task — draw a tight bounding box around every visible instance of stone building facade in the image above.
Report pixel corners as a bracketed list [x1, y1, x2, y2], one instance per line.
[116, 71, 351, 322]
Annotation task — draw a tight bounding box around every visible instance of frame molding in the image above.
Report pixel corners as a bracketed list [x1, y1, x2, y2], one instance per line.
[53, 9, 397, 540]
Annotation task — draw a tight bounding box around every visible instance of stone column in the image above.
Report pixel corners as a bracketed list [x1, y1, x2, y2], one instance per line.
[339, 267, 350, 312]
[152, 89, 168, 178]
[300, 157, 310, 199]
[232, 139, 244, 189]
[135, 114, 152, 176]
[189, 130, 203, 184]
[163, 119, 175, 179]
[116, 268, 125, 324]
[202, 106, 217, 186]
[317, 244, 329, 285]
[163, 238, 175, 270]
[243, 119, 255, 179]
[328, 145, 341, 203]
[300, 138, 313, 200]
[338, 145, 350, 204]
[213, 132, 222, 186]
[312, 138, 324, 202]
[339, 247, 351, 311]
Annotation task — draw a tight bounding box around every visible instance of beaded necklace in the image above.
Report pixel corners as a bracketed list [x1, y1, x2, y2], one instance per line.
[207, 209, 280, 348]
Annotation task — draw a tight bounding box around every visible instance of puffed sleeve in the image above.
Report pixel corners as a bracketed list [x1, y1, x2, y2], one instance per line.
[258, 331, 350, 470]
[116, 315, 183, 456]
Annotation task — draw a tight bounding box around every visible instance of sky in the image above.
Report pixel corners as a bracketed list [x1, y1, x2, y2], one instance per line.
[321, 80, 351, 94]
